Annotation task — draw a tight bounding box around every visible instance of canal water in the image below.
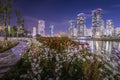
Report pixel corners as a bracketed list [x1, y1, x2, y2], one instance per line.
[80, 40, 120, 55]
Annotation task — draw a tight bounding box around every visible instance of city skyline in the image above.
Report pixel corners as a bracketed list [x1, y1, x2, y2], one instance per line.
[12, 0, 120, 34]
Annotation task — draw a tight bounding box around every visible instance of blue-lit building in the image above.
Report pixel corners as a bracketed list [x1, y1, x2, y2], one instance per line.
[69, 20, 75, 37]
[49, 25, 54, 37]
[77, 13, 86, 37]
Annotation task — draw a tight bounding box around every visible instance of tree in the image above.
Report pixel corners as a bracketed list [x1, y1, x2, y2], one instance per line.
[15, 10, 25, 37]
[12, 26, 17, 37]
[0, 0, 25, 39]
[0, 0, 13, 40]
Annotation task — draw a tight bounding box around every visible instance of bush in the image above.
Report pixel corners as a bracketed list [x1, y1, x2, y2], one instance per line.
[0, 40, 19, 53]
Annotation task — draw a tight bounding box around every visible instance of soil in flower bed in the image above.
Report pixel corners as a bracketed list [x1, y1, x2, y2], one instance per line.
[36, 37, 89, 51]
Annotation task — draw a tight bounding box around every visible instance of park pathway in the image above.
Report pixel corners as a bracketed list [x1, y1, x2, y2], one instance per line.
[0, 41, 29, 78]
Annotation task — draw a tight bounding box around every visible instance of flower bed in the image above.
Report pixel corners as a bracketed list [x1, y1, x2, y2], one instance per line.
[2, 38, 120, 80]
[0, 40, 19, 53]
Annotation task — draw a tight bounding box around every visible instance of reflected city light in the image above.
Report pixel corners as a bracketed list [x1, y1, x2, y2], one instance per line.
[87, 41, 120, 55]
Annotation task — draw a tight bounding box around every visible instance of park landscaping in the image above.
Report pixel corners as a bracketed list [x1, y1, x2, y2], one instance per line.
[1, 37, 120, 80]
[0, 39, 19, 53]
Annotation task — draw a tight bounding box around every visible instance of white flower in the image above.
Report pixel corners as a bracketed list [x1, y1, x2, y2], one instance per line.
[33, 71, 38, 75]
[99, 68, 103, 72]
[56, 76, 59, 80]
[38, 69, 43, 74]
[77, 55, 81, 59]
[48, 78, 53, 80]
[55, 69, 58, 73]
[86, 56, 90, 60]
[33, 58, 37, 62]
[38, 56, 41, 60]
[56, 54, 59, 61]
[90, 56, 93, 60]
[75, 69, 77, 72]
[82, 58, 86, 62]
[104, 64, 112, 71]
[97, 58, 102, 62]
[31, 63, 35, 67]
[33, 78, 37, 80]
[36, 64, 39, 68]
[59, 65, 63, 68]
[79, 45, 82, 50]
[74, 48, 78, 53]
[103, 77, 109, 80]
[118, 60, 120, 64]
[37, 74, 41, 80]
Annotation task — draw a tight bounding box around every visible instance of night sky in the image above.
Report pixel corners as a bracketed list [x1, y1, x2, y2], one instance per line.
[13, 0, 120, 34]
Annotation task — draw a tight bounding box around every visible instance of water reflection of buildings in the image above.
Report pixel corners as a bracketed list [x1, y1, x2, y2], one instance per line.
[87, 41, 120, 55]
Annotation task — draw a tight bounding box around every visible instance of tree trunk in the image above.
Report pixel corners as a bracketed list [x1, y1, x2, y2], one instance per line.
[4, 10, 8, 40]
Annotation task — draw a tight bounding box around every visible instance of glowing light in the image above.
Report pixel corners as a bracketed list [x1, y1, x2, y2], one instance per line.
[96, 32, 100, 36]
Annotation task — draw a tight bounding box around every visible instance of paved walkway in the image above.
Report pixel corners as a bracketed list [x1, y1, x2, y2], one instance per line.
[0, 41, 29, 78]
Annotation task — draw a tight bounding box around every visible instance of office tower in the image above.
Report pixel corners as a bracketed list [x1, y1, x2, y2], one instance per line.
[49, 25, 54, 37]
[73, 28, 78, 37]
[106, 20, 114, 36]
[92, 8, 103, 36]
[38, 20, 45, 36]
[69, 20, 75, 37]
[32, 26, 36, 37]
[115, 27, 120, 35]
[86, 28, 92, 36]
[77, 13, 86, 37]
[101, 19, 105, 36]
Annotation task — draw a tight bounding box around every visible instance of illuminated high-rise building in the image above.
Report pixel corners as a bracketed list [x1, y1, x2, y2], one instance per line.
[49, 25, 54, 37]
[32, 26, 36, 37]
[92, 8, 103, 36]
[77, 13, 86, 37]
[69, 20, 75, 37]
[106, 20, 114, 36]
[38, 20, 45, 36]
[100, 19, 105, 35]
[73, 28, 78, 37]
[115, 27, 120, 35]
[86, 28, 92, 36]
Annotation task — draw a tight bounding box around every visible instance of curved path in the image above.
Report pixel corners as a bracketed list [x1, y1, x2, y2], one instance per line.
[0, 41, 29, 78]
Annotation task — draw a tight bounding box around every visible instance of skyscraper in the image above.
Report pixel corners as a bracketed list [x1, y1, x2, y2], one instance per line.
[73, 28, 78, 37]
[49, 25, 54, 37]
[106, 20, 114, 36]
[38, 20, 45, 36]
[115, 27, 120, 35]
[32, 26, 36, 37]
[92, 8, 103, 36]
[101, 19, 105, 36]
[86, 28, 92, 36]
[69, 20, 75, 37]
[77, 13, 86, 37]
